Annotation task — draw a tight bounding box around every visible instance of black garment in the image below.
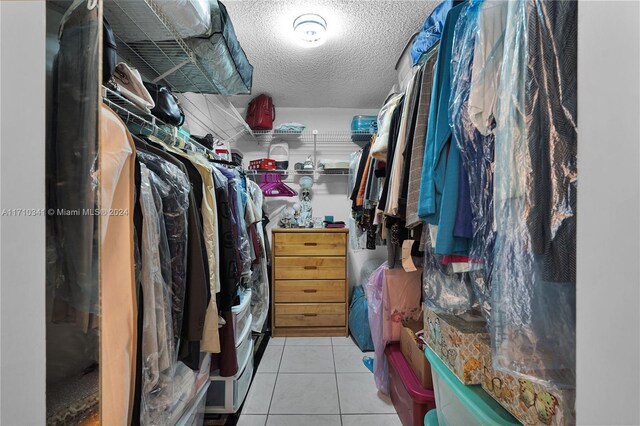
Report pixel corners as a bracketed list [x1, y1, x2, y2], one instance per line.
[350, 143, 371, 210]
[51, 0, 100, 315]
[378, 98, 405, 212]
[526, 0, 577, 283]
[210, 169, 239, 377]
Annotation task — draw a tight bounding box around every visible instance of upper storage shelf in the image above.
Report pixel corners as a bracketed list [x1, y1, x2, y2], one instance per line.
[103, 0, 255, 143]
[104, 0, 220, 94]
[252, 130, 374, 145]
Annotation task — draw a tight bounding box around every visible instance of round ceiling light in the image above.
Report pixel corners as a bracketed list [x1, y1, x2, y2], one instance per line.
[293, 14, 327, 47]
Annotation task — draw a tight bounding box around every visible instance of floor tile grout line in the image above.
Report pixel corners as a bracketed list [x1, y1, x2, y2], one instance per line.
[331, 337, 344, 426]
[265, 340, 286, 418]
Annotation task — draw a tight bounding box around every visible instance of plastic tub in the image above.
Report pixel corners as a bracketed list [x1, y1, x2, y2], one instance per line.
[386, 344, 436, 426]
[206, 339, 254, 414]
[351, 115, 377, 141]
[232, 287, 252, 344]
[235, 313, 253, 371]
[425, 347, 521, 426]
[424, 409, 439, 426]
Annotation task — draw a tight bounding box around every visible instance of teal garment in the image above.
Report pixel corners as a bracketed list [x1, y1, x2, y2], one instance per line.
[435, 139, 470, 255]
[435, 0, 483, 256]
[418, 1, 467, 224]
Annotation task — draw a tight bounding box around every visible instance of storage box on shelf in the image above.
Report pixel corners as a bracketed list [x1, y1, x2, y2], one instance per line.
[425, 347, 521, 426]
[478, 340, 576, 426]
[400, 321, 433, 389]
[423, 305, 488, 385]
[271, 229, 349, 337]
[386, 344, 436, 426]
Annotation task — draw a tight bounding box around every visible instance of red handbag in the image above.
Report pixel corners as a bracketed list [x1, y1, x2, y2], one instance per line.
[246, 94, 275, 130]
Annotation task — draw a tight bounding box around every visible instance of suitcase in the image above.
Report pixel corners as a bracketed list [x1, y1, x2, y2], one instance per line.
[246, 94, 275, 130]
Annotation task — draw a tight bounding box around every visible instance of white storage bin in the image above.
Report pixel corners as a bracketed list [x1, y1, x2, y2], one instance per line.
[174, 381, 210, 426]
[235, 313, 253, 371]
[232, 287, 252, 344]
[205, 339, 254, 414]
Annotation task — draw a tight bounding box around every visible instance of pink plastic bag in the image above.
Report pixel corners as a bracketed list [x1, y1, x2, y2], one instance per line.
[382, 268, 423, 343]
[367, 262, 389, 394]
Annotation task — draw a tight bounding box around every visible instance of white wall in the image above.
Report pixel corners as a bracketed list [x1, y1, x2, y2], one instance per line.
[234, 107, 388, 288]
[577, 1, 640, 424]
[0, 1, 47, 424]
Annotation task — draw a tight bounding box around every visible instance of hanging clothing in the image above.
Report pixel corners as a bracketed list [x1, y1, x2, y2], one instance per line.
[145, 136, 221, 354]
[136, 150, 190, 348]
[100, 105, 136, 426]
[525, 0, 578, 283]
[386, 68, 420, 218]
[138, 162, 176, 425]
[247, 180, 270, 333]
[418, 1, 467, 224]
[406, 47, 438, 229]
[210, 166, 240, 377]
[51, 0, 99, 317]
[132, 138, 209, 364]
[433, 0, 480, 256]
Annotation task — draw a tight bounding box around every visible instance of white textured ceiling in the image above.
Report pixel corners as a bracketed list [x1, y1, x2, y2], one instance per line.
[224, 0, 438, 109]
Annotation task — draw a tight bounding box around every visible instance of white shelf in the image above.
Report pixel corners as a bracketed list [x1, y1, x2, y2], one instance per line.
[252, 130, 373, 145]
[103, 0, 253, 143]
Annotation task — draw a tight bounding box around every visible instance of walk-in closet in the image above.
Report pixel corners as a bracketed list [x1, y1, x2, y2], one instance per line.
[0, 0, 639, 425]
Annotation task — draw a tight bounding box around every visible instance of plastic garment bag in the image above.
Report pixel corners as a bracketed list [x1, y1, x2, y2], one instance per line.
[447, 0, 500, 317]
[490, 0, 577, 386]
[411, 0, 452, 65]
[138, 163, 176, 425]
[246, 180, 270, 333]
[422, 225, 476, 315]
[137, 151, 190, 348]
[50, 0, 99, 316]
[366, 263, 389, 394]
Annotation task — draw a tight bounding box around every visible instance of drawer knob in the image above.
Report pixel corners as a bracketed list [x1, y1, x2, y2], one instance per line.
[303, 313, 318, 317]
[303, 289, 318, 293]
[304, 242, 318, 246]
[304, 266, 317, 270]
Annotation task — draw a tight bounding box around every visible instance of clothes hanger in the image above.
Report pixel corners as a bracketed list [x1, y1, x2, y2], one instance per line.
[260, 173, 297, 197]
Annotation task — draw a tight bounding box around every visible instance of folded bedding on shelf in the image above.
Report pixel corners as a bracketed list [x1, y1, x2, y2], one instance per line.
[319, 159, 351, 169]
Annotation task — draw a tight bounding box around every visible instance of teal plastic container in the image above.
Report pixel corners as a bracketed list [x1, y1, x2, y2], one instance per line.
[424, 409, 439, 426]
[425, 347, 521, 426]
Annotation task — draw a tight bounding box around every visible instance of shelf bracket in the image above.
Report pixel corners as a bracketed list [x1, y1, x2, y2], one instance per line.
[152, 58, 191, 84]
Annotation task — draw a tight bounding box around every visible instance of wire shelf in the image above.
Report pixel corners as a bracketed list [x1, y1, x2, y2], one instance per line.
[102, 85, 219, 161]
[102, 0, 254, 143]
[252, 130, 374, 145]
[104, 0, 217, 94]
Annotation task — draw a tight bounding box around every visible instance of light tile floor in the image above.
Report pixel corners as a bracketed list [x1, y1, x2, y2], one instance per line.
[238, 337, 401, 426]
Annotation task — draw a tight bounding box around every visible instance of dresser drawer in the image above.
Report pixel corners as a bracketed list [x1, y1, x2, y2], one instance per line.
[275, 303, 346, 328]
[274, 257, 346, 280]
[274, 280, 346, 303]
[274, 232, 347, 256]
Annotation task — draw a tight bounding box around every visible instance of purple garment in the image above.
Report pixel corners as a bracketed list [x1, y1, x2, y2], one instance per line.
[366, 262, 390, 395]
[454, 163, 473, 238]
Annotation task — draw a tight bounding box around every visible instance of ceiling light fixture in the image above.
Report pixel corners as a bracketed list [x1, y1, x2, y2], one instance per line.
[293, 14, 327, 47]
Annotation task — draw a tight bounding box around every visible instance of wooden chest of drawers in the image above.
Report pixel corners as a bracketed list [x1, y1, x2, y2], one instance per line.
[271, 228, 349, 337]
